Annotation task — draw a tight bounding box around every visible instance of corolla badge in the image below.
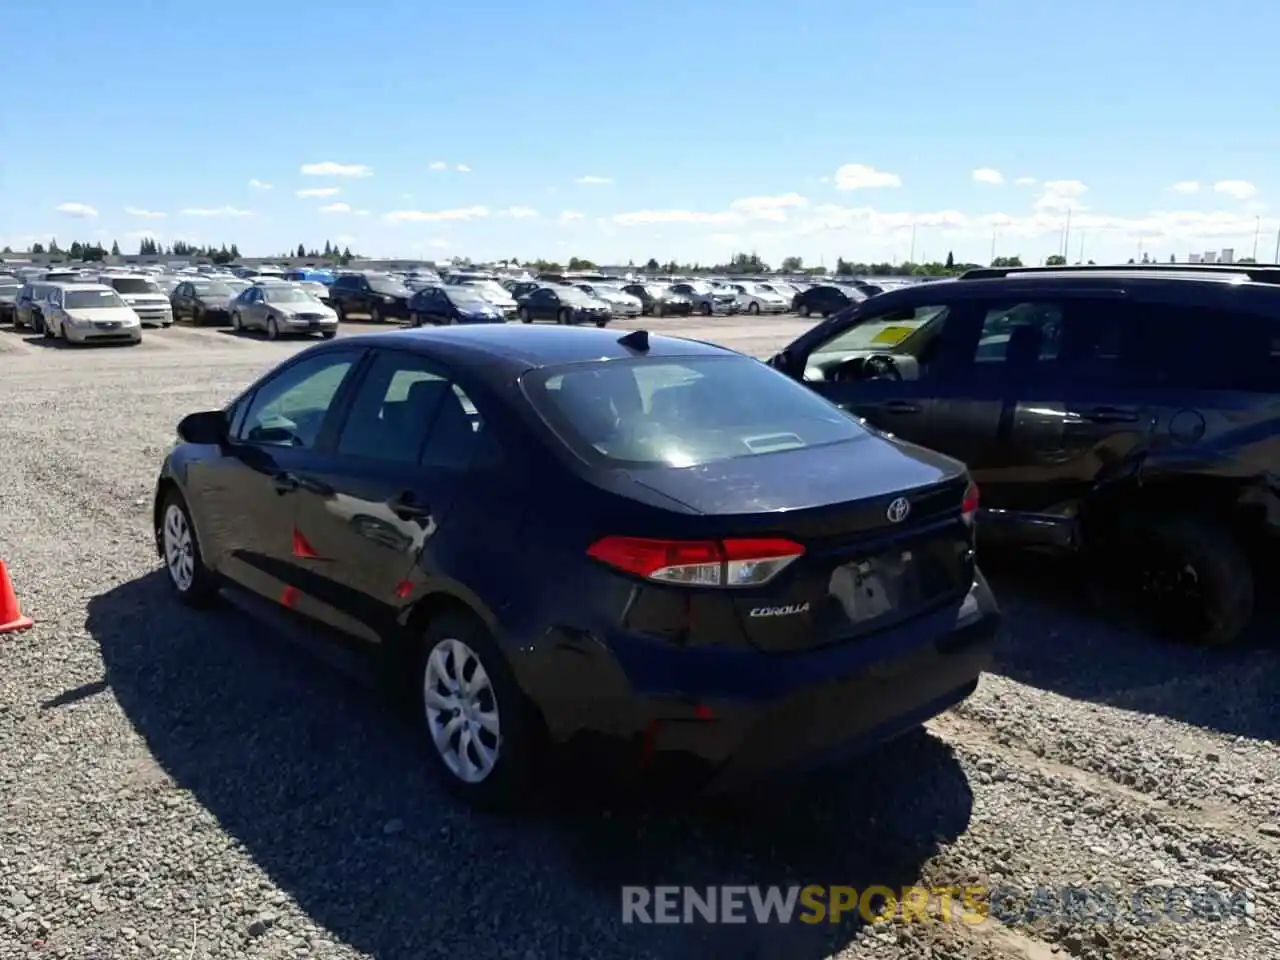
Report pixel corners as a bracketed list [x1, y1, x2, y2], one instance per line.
[748, 602, 810, 618]
[886, 496, 911, 523]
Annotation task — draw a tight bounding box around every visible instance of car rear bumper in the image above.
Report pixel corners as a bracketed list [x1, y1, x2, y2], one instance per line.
[517, 571, 999, 787]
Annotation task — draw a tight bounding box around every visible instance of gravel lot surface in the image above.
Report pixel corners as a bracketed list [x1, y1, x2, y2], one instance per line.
[0, 319, 1276, 960]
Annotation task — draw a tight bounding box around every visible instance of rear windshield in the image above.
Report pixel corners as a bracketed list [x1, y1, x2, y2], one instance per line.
[522, 356, 867, 468]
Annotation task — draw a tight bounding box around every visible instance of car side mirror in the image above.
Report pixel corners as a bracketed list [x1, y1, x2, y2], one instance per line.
[768, 349, 797, 376]
[177, 410, 229, 446]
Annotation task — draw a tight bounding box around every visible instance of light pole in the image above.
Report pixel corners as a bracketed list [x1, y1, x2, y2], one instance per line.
[909, 224, 917, 263]
[1253, 216, 1261, 261]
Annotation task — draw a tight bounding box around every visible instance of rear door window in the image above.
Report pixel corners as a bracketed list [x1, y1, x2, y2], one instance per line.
[522, 356, 869, 468]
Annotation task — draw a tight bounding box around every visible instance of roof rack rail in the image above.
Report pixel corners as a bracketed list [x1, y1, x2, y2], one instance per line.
[958, 263, 1280, 285]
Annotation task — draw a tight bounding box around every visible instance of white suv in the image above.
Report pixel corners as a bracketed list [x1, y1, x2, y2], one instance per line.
[97, 274, 173, 327]
[43, 283, 143, 345]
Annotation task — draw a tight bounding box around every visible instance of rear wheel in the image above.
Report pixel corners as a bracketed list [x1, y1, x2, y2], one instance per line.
[231, 312, 243, 333]
[699, 302, 712, 316]
[518, 308, 532, 324]
[1092, 515, 1254, 646]
[557, 308, 571, 325]
[371, 305, 382, 323]
[747, 301, 760, 315]
[416, 612, 540, 808]
[267, 317, 280, 341]
[798, 304, 811, 318]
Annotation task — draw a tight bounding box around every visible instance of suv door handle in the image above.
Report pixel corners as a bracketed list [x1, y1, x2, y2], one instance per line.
[387, 491, 431, 520]
[1082, 406, 1140, 424]
[875, 400, 922, 414]
[272, 472, 300, 494]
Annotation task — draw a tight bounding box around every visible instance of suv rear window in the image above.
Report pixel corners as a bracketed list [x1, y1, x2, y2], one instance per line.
[109, 278, 162, 294]
[522, 356, 868, 468]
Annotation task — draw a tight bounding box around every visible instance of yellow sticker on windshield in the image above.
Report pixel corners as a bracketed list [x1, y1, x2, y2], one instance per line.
[870, 325, 914, 345]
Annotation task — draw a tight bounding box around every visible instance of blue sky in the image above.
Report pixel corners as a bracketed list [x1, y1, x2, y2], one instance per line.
[4, 0, 1279, 266]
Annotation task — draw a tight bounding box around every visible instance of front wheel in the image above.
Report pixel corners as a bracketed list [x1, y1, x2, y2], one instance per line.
[518, 308, 532, 324]
[557, 309, 571, 325]
[416, 612, 540, 808]
[231, 312, 243, 333]
[371, 305, 382, 323]
[267, 317, 280, 341]
[798, 304, 811, 318]
[699, 302, 712, 316]
[747, 302, 760, 315]
[320, 331, 337, 340]
[159, 490, 219, 607]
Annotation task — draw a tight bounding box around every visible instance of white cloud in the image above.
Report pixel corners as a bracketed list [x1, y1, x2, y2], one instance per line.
[455, 163, 471, 173]
[501, 206, 538, 218]
[299, 161, 372, 177]
[1171, 181, 1201, 194]
[728, 193, 808, 222]
[382, 206, 489, 224]
[429, 239, 450, 248]
[833, 164, 902, 190]
[124, 206, 166, 219]
[972, 168, 1004, 185]
[427, 161, 471, 173]
[335, 234, 356, 244]
[613, 193, 809, 228]
[575, 175, 613, 185]
[1034, 180, 1089, 212]
[56, 202, 98, 218]
[180, 206, 254, 217]
[558, 210, 585, 223]
[1214, 179, 1258, 201]
[1014, 176, 1037, 186]
[297, 187, 340, 198]
[428, 161, 448, 170]
[248, 178, 273, 190]
[319, 202, 351, 214]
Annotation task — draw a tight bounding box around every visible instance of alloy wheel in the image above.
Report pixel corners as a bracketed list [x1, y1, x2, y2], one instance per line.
[162, 504, 196, 592]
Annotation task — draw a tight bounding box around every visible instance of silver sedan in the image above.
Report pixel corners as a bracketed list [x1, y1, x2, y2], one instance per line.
[230, 283, 339, 340]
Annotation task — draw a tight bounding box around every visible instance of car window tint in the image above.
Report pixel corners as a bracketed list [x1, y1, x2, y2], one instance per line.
[337, 352, 450, 463]
[239, 352, 359, 447]
[525, 356, 869, 469]
[812, 304, 950, 357]
[1054, 300, 1278, 391]
[973, 301, 1062, 364]
[420, 383, 487, 469]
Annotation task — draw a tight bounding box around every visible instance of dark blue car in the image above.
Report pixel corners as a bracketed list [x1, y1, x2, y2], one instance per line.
[152, 326, 998, 807]
[408, 284, 506, 326]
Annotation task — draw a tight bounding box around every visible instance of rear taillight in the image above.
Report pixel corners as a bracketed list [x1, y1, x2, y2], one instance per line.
[961, 480, 979, 526]
[587, 536, 804, 587]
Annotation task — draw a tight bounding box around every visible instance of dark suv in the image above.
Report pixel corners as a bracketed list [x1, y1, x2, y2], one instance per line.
[326, 273, 412, 322]
[769, 263, 1280, 646]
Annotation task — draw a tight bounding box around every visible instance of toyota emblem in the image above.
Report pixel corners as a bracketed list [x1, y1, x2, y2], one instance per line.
[886, 496, 911, 523]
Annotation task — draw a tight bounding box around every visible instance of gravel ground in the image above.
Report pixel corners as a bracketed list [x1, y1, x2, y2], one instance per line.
[0, 321, 1276, 960]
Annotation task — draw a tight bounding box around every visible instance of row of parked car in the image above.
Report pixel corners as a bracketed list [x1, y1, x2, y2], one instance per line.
[150, 259, 1280, 807]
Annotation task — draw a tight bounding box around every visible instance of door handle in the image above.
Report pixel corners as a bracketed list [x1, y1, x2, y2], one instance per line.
[387, 491, 431, 520]
[876, 400, 922, 414]
[272, 472, 300, 494]
[1083, 406, 1140, 424]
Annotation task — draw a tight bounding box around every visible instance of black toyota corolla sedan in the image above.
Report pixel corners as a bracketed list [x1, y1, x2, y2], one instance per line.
[153, 325, 998, 806]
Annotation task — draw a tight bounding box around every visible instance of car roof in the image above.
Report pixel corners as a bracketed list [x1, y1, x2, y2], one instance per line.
[52, 282, 113, 291]
[336, 325, 737, 376]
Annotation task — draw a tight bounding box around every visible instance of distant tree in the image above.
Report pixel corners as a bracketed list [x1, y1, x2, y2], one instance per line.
[945, 251, 954, 269]
[1045, 254, 1067, 266]
[323, 240, 332, 257]
[1, 245, 11, 253]
[48, 238, 61, 254]
[31, 242, 45, 254]
[69, 241, 84, 259]
[340, 246, 353, 265]
[991, 255, 1023, 268]
[645, 258, 660, 272]
[110, 240, 120, 256]
[1127, 258, 1136, 264]
[229, 244, 241, 259]
[567, 256, 597, 270]
[296, 243, 306, 258]
[780, 256, 803, 273]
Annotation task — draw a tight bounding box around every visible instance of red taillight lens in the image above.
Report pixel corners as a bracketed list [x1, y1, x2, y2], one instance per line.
[587, 536, 804, 587]
[961, 481, 979, 526]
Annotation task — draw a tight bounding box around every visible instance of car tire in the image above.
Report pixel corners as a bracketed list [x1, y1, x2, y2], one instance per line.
[748, 302, 760, 315]
[371, 305, 382, 323]
[321, 331, 337, 340]
[267, 317, 280, 341]
[798, 304, 811, 318]
[518, 308, 532, 324]
[409, 312, 420, 327]
[193, 308, 203, 326]
[414, 611, 540, 809]
[158, 489, 219, 607]
[231, 312, 243, 333]
[1093, 515, 1255, 647]
[595, 317, 609, 328]
[557, 308, 571, 325]
[699, 302, 712, 316]
[653, 302, 664, 317]
[334, 302, 346, 323]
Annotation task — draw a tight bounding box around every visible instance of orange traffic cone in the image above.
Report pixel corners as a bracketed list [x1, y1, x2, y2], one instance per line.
[0, 560, 33, 634]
